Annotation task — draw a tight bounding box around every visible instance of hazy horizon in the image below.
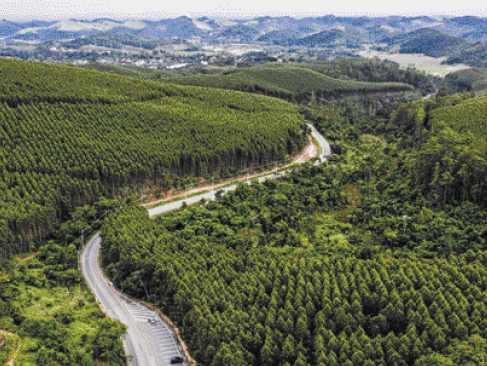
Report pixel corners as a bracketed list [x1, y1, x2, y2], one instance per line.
[2, 0, 487, 22]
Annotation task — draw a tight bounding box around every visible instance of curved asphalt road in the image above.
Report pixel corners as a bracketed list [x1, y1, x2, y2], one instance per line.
[80, 124, 330, 365]
[81, 233, 186, 366]
[148, 124, 331, 217]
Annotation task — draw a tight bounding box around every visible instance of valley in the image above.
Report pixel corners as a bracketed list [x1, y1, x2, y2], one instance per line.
[1, 12, 487, 366]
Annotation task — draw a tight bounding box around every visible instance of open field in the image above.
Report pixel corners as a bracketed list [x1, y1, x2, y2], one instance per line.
[358, 46, 469, 77]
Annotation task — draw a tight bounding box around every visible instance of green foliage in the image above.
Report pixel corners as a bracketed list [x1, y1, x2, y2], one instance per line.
[99, 92, 487, 366]
[101, 199, 487, 366]
[3, 251, 128, 366]
[0, 58, 308, 261]
[168, 64, 415, 104]
[391, 94, 487, 206]
[441, 67, 487, 93]
[0, 331, 20, 365]
[270, 58, 438, 93]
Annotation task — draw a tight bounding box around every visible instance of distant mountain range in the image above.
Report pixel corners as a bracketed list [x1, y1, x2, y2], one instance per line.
[1, 15, 487, 44]
[2, 15, 487, 67]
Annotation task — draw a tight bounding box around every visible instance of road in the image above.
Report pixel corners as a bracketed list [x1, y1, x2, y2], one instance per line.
[81, 233, 186, 366]
[148, 124, 331, 217]
[309, 124, 331, 162]
[80, 124, 330, 365]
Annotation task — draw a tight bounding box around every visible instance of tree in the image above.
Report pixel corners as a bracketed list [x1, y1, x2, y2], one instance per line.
[283, 334, 297, 363]
[294, 352, 307, 366]
[414, 353, 454, 366]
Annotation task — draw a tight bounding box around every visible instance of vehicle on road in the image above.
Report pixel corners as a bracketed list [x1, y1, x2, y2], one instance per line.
[170, 356, 184, 364]
[148, 318, 156, 324]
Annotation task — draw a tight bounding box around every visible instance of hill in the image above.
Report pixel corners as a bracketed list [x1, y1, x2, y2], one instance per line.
[62, 32, 174, 50]
[0, 57, 172, 104]
[384, 28, 467, 57]
[256, 29, 303, 46]
[294, 27, 367, 47]
[441, 67, 487, 93]
[272, 59, 438, 93]
[167, 65, 416, 103]
[383, 28, 487, 68]
[216, 24, 261, 42]
[392, 93, 487, 206]
[0, 58, 308, 262]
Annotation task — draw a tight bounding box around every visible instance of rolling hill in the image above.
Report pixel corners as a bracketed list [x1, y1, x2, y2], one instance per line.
[0, 58, 308, 261]
[384, 28, 467, 57]
[382, 27, 487, 68]
[441, 67, 487, 93]
[167, 65, 416, 103]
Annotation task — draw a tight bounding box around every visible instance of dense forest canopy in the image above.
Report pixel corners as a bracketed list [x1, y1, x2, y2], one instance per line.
[267, 58, 439, 94]
[2, 54, 486, 366]
[441, 67, 487, 93]
[100, 92, 487, 366]
[391, 93, 487, 206]
[167, 64, 417, 104]
[0, 58, 308, 263]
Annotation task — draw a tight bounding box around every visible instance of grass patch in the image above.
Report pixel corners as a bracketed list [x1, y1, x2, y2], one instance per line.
[6, 254, 126, 366]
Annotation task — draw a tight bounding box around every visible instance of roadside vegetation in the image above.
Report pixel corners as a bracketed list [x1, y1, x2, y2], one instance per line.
[0, 58, 308, 264]
[100, 91, 487, 366]
[0, 197, 127, 366]
[0, 329, 20, 365]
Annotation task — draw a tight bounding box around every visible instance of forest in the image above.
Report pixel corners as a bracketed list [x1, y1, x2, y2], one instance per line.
[2, 56, 487, 365]
[167, 64, 418, 104]
[0, 58, 308, 263]
[99, 91, 487, 366]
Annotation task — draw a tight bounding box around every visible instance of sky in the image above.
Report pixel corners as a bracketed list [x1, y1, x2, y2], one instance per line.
[3, 0, 487, 21]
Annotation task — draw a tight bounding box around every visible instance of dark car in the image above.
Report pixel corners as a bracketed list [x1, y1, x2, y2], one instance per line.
[148, 318, 156, 324]
[170, 356, 184, 364]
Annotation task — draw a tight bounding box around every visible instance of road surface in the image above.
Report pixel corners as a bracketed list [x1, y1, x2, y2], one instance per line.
[309, 123, 331, 162]
[80, 124, 331, 365]
[148, 124, 331, 217]
[81, 233, 186, 366]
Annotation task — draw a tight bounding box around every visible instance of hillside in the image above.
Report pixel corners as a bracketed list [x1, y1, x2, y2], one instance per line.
[383, 28, 487, 68]
[100, 91, 487, 366]
[294, 27, 367, 47]
[391, 93, 487, 206]
[0, 57, 173, 104]
[62, 32, 175, 50]
[0, 58, 308, 262]
[167, 65, 416, 103]
[266, 59, 438, 93]
[384, 28, 466, 57]
[441, 67, 487, 93]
